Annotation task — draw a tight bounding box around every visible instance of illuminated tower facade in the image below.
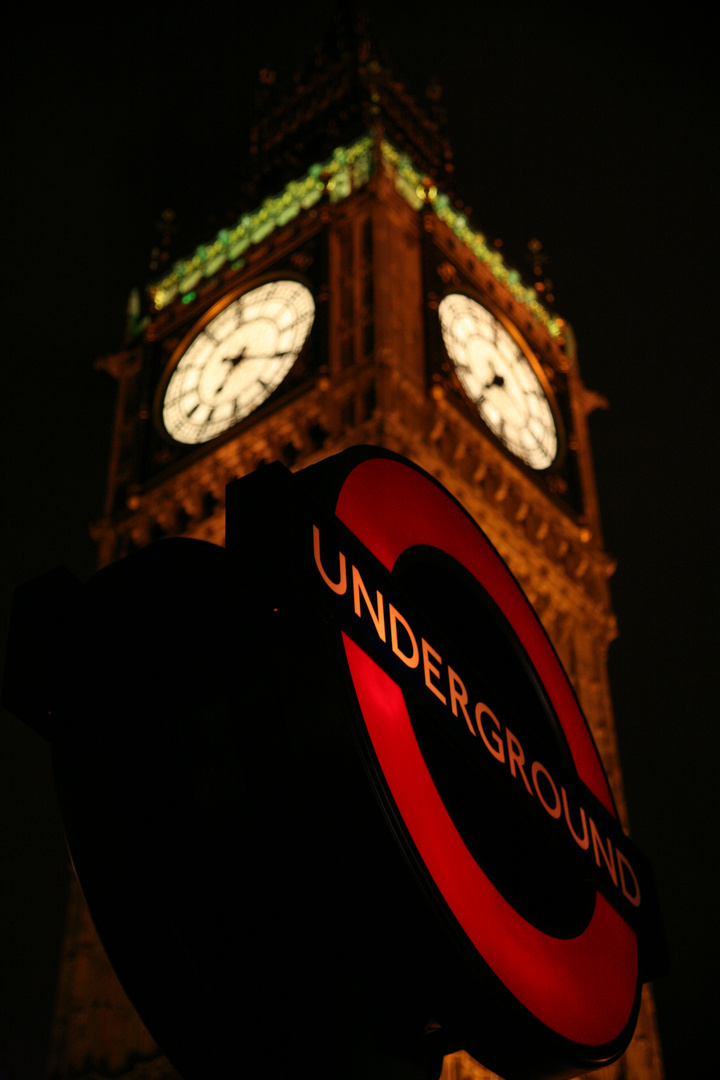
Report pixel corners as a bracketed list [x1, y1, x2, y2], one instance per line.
[48, 15, 663, 1080]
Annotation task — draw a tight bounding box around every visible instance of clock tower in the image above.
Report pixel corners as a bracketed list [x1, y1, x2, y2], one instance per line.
[47, 13, 663, 1080]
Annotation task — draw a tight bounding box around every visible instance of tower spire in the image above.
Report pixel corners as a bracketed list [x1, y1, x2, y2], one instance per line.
[246, 6, 454, 203]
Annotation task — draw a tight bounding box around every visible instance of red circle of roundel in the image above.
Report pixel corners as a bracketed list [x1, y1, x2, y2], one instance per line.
[334, 456, 638, 1048]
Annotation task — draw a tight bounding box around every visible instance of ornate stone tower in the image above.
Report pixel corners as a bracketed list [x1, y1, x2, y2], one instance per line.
[48, 13, 663, 1080]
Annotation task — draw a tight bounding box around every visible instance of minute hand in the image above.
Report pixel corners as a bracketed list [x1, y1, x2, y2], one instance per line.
[226, 350, 293, 366]
[239, 351, 293, 362]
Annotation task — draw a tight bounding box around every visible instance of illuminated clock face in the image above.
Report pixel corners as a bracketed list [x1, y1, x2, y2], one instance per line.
[438, 294, 558, 470]
[161, 279, 315, 445]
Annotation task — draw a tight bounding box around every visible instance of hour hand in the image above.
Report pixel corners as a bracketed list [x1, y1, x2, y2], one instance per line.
[211, 349, 245, 396]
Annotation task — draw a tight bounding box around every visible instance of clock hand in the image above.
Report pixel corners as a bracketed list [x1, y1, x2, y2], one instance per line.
[230, 350, 294, 363]
[224, 345, 247, 371]
[210, 350, 245, 397]
[484, 372, 505, 390]
[212, 346, 252, 396]
[213, 349, 296, 397]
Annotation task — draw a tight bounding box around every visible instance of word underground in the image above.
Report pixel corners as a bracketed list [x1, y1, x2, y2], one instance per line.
[313, 525, 641, 910]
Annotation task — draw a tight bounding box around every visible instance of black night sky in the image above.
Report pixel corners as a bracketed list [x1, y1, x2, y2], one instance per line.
[2, 5, 718, 1079]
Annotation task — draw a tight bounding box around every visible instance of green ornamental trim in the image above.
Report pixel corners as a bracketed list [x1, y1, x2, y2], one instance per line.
[381, 142, 562, 340]
[148, 134, 563, 343]
[149, 136, 374, 311]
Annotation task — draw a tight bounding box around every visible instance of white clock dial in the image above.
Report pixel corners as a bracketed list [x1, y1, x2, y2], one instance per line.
[161, 279, 315, 445]
[438, 294, 558, 470]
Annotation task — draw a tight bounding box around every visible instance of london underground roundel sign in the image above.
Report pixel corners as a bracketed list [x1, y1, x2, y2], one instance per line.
[228, 446, 663, 1078]
[4, 445, 664, 1080]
